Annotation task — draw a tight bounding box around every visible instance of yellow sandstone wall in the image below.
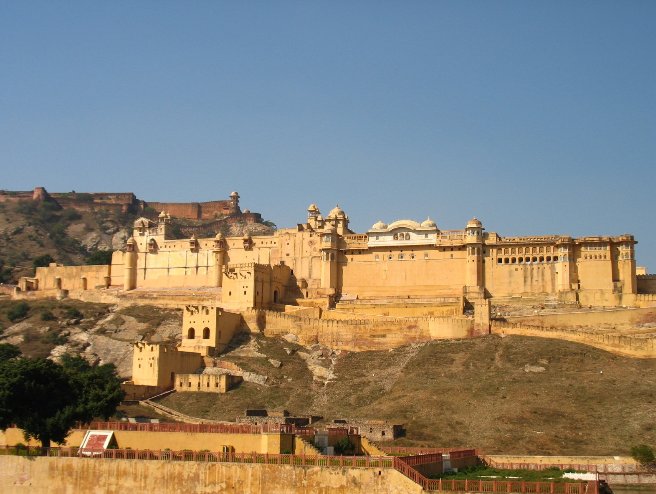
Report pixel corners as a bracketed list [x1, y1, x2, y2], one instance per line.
[0, 428, 291, 454]
[132, 343, 203, 387]
[491, 321, 656, 358]
[0, 428, 85, 448]
[0, 456, 423, 494]
[242, 309, 473, 351]
[33, 264, 110, 291]
[509, 307, 656, 328]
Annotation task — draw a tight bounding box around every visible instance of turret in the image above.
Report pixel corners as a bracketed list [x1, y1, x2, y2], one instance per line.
[123, 237, 137, 291]
[617, 235, 637, 294]
[229, 191, 240, 214]
[157, 211, 170, 236]
[465, 218, 484, 288]
[325, 205, 349, 236]
[319, 226, 339, 299]
[213, 232, 227, 287]
[307, 203, 322, 229]
[556, 237, 574, 294]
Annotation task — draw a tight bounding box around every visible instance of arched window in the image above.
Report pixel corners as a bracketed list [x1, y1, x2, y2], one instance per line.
[187, 327, 195, 339]
[203, 327, 210, 339]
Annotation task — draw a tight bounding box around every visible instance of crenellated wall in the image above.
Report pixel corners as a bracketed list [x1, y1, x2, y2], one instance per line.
[491, 320, 656, 358]
[241, 309, 473, 351]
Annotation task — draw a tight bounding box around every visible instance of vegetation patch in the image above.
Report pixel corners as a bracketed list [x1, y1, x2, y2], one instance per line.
[433, 466, 580, 482]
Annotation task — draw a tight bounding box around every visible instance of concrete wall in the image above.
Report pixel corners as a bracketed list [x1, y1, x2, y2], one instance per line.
[0, 456, 423, 494]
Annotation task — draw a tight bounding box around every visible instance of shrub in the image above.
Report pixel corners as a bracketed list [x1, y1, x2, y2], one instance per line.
[61, 209, 82, 221]
[41, 310, 56, 321]
[85, 250, 113, 265]
[64, 306, 83, 319]
[33, 254, 55, 269]
[631, 444, 655, 465]
[7, 302, 29, 322]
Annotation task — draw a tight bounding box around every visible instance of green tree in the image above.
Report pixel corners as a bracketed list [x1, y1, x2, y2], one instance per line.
[0, 355, 124, 448]
[60, 355, 125, 422]
[85, 250, 113, 265]
[0, 358, 77, 447]
[32, 254, 55, 269]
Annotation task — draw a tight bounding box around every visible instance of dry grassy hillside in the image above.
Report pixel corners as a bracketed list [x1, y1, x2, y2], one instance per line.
[1, 297, 653, 455]
[159, 333, 656, 456]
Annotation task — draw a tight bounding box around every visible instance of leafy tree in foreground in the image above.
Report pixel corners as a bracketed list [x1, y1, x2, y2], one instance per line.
[0, 355, 124, 448]
[60, 355, 125, 423]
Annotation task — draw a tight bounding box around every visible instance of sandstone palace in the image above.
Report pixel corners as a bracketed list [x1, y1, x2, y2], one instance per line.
[16, 195, 653, 312]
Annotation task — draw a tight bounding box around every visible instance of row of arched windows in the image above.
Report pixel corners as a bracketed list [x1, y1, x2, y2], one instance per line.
[499, 246, 554, 255]
[393, 233, 411, 240]
[497, 256, 559, 264]
[187, 327, 211, 339]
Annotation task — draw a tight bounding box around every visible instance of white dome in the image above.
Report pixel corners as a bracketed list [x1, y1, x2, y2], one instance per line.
[371, 220, 388, 230]
[421, 217, 437, 229]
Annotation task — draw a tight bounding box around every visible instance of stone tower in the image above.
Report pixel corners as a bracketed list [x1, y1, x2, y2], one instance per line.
[465, 217, 484, 289]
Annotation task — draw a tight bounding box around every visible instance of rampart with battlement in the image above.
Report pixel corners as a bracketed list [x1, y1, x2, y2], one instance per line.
[491, 319, 656, 358]
[242, 309, 474, 351]
[0, 187, 264, 223]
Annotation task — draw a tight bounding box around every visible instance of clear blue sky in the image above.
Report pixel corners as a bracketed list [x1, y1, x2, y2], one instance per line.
[2, 1, 655, 268]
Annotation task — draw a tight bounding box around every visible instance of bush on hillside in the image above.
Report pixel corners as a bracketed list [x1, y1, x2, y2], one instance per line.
[7, 301, 29, 322]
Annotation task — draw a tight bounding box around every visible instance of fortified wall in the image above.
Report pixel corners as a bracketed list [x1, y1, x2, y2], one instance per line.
[241, 309, 475, 351]
[0, 187, 264, 223]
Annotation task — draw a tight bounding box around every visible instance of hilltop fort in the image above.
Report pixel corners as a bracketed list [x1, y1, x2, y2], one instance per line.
[0, 187, 263, 224]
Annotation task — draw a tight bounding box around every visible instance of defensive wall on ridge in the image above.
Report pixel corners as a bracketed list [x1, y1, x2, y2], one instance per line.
[491, 320, 656, 358]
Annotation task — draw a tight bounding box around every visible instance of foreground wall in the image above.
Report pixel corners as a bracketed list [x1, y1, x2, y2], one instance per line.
[0, 457, 423, 494]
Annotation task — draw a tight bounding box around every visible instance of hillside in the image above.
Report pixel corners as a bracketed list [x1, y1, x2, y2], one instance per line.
[1, 297, 653, 456]
[0, 197, 274, 283]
